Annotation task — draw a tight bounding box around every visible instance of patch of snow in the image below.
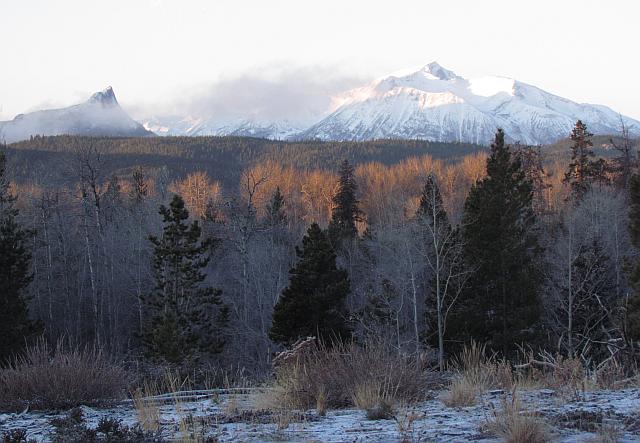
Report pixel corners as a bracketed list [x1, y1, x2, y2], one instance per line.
[3, 388, 640, 442]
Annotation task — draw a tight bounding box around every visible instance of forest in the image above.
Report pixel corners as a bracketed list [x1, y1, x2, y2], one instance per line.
[2, 121, 640, 441]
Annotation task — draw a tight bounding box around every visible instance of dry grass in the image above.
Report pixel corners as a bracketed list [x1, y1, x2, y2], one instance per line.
[542, 354, 586, 397]
[352, 380, 396, 419]
[450, 341, 494, 389]
[275, 410, 292, 430]
[596, 359, 628, 390]
[315, 385, 327, 417]
[224, 395, 240, 416]
[512, 351, 592, 400]
[441, 376, 478, 407]
[131, 370, 217, 442]
[0, 339, 128, 412]
[269, 338, 426, 415]
[442, 341, 498, 408]
[589, 421, 622, 443]
[131, 384, 160, 432]
[394, 404, 423, 437]
[487, 391, 551, 443]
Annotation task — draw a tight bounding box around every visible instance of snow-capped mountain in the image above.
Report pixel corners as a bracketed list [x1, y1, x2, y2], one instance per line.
[6, 65, 639, 145]
[143, 116, 301, 140]
[0, 87, 153, 143]
[300, 62, 640, 145]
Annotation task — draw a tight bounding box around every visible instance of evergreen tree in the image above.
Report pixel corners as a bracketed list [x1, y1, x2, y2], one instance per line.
[563, 120, 608, 199]
[265, 186, 286, 228]
[360, 279, 400, 331]
[141, 195, 228, 364]
[417, 174, 449, 230]
[269, 223, 351, 346]
[459, 129, 542, 356]
[328, 160, 361, 246]
[0, 150, 40, 363]
[626, 174, 640, 342]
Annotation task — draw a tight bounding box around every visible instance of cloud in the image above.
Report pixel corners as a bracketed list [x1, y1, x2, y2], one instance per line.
[131, 65, 366, 125]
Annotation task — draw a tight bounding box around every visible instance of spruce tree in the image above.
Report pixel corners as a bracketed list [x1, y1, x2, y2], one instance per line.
[142, 195, 228, 364]
[417, 174, 449, 231]
[563, 120, 608, 199]
[459, 129, 542, 356]
[328, 160, 361, 246]
[626, 174, 640, 342]
[266, 186, 286, 228]
[0, 151, 40, 362]
[269, 223, 351, 346]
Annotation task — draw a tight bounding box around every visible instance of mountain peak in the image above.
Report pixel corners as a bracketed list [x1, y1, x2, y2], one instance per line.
[88, 86, 118, 107]
[302, 63, 640, 144]
[422, 62, 457, 80]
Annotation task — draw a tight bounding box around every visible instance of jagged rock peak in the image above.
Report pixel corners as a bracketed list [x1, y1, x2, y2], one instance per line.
[422, 61, 458, 80]
[88, 86, 118, 107]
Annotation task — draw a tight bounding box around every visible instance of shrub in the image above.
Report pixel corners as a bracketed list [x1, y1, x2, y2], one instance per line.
[48, 407, 97, 443]
[48, 408, 160, 443]
[270, 338, 427, 413]
[1, 429, 35, 443]
[0, 340, 129, 412]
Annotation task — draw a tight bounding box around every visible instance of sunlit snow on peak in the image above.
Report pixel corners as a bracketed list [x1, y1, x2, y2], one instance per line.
[302, 62, 640, 144]
[468, 76, 516, 97]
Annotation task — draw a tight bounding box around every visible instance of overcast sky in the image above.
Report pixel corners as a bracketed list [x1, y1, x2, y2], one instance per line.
[1, 0, 638, 121]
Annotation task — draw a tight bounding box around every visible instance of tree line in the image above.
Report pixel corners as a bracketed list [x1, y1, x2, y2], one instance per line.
[2, 120, 640, 376]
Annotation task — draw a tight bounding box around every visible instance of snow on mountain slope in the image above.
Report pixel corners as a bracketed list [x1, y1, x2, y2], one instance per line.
[143, 116, 301, 140]
[0, 87, 153, 143]
[300, 62, 640, 145]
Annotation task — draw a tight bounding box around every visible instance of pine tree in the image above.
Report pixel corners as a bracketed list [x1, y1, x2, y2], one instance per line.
[269, 223, 351, 346]
[563, 120, 608, 200]
[459, 129, 542, 356]
[626, 174, 640, 342]
[328, 160, 361, 246]
[0, 150, 40, 363]
[141, 195, 228, 364]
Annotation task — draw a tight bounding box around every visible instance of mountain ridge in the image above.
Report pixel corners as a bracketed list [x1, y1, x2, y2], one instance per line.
[299, 62, 640, 144]
[0, 87, 153, 143]
[3, 63, 639, 145]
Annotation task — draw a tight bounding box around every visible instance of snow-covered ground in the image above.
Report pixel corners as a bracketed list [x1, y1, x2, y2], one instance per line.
[1, 388, 639, 442]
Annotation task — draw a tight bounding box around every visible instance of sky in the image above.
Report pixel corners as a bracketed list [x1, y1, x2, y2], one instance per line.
[0, 0, 639, 122]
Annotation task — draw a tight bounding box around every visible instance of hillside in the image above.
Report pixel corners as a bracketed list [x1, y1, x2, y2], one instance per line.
[5, 135, 485, 188]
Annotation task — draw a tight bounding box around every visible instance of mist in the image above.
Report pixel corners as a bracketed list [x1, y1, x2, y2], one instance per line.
[128, 66, 366, 126]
